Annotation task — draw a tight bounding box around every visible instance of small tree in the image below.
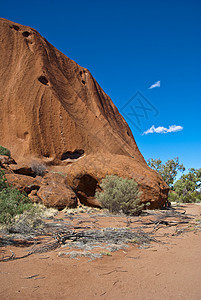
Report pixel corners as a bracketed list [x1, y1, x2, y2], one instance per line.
[95, 175, 143, 215]
[147, 157, 185, 189]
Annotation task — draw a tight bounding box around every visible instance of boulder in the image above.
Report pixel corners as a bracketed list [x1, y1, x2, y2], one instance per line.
[41, 172, 66, 185]
[65, 154, 169, 209]
[5, 174, 41, 194]
[28, 189, 42, 203]
[37, 184, 77, 209]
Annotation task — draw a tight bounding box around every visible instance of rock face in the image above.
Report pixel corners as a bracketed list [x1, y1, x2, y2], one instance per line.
[37, 172, 78, 209]
[0, 18, 169, 208]
[0, 155, 16, 168]
[64, 154, 168, 209]
[37, 184, 77, 210]
[5, 173, 41, 194]
[5, 170, 78, 209]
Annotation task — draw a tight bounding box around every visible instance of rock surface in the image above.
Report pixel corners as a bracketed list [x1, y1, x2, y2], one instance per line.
[28, 189, 42, 204]
[37, 172, 78, 209]
[0, 18, 169, 208]
[41, 172, 66, 185]
[37, 184, 78, 209]
[9, 163, 34, 176]
[5, 173, 41, 194]
[0, 155, 16, 168]
[64, 154, 168, 209]
[5, 169, 78, 209]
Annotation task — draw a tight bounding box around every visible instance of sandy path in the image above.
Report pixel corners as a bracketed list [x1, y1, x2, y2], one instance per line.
[0, 204, 201, 300]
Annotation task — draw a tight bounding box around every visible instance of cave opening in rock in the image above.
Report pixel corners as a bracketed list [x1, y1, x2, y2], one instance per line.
[75, 174, 100, 207]
[22, 31, 30, 37]
[61, 149, 84, 160]
[10, 25, 20, 31]
[38, 76, 49, 85]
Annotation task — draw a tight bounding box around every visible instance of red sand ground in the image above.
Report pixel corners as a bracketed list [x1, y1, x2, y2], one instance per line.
[0, 204, 201, 300]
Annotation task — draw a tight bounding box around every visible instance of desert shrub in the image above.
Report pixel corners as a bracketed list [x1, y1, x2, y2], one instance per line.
[168, 190, 201, 204]
[95, 175, 143, 215]
[168, 191, 179, 202]
[0, 167, 8, 191]
[0, 167, 35, 224]
[0, 145, 11, 157]
[1, 204, 59, 234]
[0, 187, 34, 224]
[7, 208, 44, 234]
[173, 191, 201, 203]
[34, 203, 58, 219]
[30, 161, 46, 177]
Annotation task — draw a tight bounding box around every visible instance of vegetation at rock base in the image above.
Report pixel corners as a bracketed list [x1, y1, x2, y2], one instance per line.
[0, 168, 7, 191]
[0, 167, 35, 224]
[148, 158, 201, 204]
[95, 175, 143, 215]
[0, 188, 34, 224]
[0, 145, 11, 157]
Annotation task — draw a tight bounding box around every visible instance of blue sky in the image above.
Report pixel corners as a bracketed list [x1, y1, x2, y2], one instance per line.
[1, 0, 201, 171]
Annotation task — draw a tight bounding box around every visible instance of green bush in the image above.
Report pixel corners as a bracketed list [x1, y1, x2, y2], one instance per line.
[168, 190, 201, 204]
[0, 168, 8, 191]
[0, 167, 34, 224]
[168, 191, 178, 202]
[0, 187, 34, 224]
[0, 145, 11, 157]
[95, 175, 143, 215]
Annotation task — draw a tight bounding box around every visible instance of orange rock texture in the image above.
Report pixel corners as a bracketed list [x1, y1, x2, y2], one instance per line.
[0, 18, 169, 208]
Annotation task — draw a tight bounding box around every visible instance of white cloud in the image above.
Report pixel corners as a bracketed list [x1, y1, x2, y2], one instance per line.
[143, 125, 183, 135]
[148, 80, 160, 89]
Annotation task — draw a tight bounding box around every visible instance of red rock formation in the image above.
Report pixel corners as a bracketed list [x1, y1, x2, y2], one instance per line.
[37, 184, 77, 210]
[0, 18, 169, 208]
[5, 173, 41, 194]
